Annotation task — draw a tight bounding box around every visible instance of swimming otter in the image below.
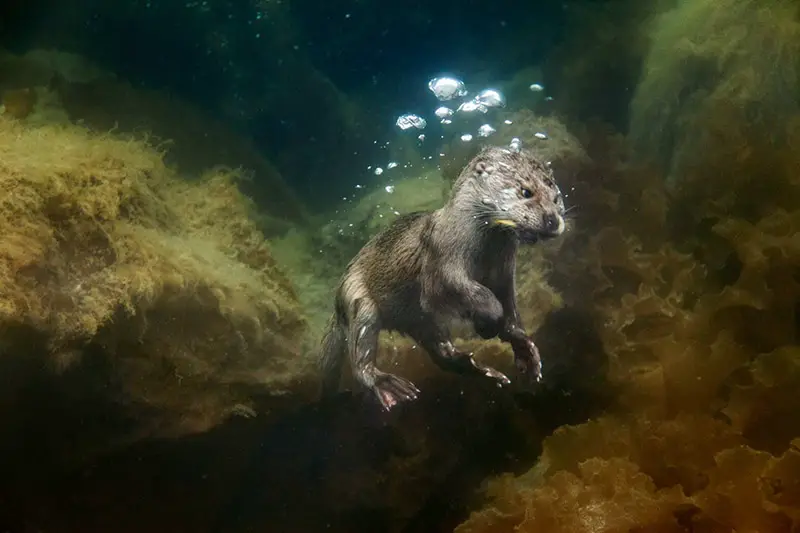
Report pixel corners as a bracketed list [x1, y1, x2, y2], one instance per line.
[319, 143, 567, 411]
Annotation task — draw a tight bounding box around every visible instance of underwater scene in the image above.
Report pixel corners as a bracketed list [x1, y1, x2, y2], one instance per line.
[1, 0, 800, 531]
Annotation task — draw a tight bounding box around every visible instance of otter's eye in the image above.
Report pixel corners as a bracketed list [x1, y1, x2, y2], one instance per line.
[521, 187, 533, 198]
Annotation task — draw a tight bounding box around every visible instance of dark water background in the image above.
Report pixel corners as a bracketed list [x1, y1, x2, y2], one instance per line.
[1, 0, 569, 203]
[2, 0, 800, 532]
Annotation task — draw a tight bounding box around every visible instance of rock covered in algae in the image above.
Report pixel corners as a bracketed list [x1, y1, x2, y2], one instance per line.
[629, 0, 800, 221]
[0, 115, 309, 438]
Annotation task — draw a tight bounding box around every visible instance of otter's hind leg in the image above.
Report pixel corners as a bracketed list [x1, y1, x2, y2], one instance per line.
[411, 321, 511, 386]
[347, 297, 421, 411]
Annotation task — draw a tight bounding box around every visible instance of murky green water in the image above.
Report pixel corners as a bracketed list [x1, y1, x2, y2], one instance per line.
[0, 0, 799, 531]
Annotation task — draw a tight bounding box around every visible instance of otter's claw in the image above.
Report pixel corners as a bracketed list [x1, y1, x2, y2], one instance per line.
[372, 372, 420, 411]
[513, 337, 543, 384]
[470, 359, 511, 386]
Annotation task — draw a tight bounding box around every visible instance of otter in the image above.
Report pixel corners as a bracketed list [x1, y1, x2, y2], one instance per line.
[318, 142, 567, 411]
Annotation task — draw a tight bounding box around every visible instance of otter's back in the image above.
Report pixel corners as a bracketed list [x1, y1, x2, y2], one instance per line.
[344, 211, 431, 314]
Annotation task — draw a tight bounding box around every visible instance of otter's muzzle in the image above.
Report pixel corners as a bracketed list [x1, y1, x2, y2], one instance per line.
[541, 212, 565, 238]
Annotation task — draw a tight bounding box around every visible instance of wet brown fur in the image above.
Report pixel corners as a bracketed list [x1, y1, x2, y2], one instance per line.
[319, 144, 566, 411]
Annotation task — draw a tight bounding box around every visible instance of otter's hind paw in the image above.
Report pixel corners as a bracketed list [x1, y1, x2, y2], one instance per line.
[513, 337, 543, 384]
[372, 372, 421, 411]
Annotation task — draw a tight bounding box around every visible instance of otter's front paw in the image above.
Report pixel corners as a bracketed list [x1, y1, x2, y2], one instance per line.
[469, 358, 512, 386]
[372, 372, 421, 411]
[513, 337, 543, 383]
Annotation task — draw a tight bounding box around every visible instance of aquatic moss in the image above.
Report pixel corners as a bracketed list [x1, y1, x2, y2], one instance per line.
[629, 0, 800, 221]
[0, 116, 308, 437]
[453, 153, 800, 532]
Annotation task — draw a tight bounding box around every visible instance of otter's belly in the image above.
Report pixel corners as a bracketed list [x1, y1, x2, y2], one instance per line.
[376, 281, 427, 332]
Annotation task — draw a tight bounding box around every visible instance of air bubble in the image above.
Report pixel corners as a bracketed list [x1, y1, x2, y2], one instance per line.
[460, 134, 473, 142]
[456, 100, 486, 114]
[387, 162, 398, 169]
[428, 77, 467, 101]
[534, 132, 548, 140]
[396, 114, 427, 130]
[374, 167, 384, 175]
[385, 185, 395, 193]
[478, 124, 496, 137]
[475, 89, 505, 108]
[435, 106, 454, 119]
[529, 83, 544, 92]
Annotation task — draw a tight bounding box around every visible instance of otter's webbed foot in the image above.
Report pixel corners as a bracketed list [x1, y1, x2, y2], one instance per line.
[371, 371, 421, 411]
[510, 334, 543, 383]
[348, 298, 420, 412]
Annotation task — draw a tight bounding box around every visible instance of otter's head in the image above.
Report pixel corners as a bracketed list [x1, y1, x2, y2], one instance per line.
[453, 145, 567, 244]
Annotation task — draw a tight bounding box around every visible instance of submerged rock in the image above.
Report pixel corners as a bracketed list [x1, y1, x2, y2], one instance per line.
[0, 116, 311, 457]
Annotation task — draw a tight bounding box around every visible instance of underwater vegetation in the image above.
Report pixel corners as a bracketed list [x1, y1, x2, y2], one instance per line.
[0, 54, 315, 453]
[453, 0, 800, 531]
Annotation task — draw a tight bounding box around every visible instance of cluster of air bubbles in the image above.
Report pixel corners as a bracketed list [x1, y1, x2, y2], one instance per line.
[394, 75, 550, 145]
[372, 160, 401, 175]
[354, 74, 553, 206]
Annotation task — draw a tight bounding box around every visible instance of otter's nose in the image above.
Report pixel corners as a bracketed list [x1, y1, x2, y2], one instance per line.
[542, 212, 564, 236]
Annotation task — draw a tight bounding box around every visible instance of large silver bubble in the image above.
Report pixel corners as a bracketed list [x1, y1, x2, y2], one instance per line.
[475, 89, 505, 108]
[428, 77, 468, 101]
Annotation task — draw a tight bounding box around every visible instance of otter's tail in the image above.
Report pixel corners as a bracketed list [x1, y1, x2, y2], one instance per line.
[319, 312, 348, 398]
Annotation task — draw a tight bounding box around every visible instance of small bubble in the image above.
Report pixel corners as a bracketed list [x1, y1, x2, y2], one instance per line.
[534, 132, 548, 140]
[529, 83, 544, 92]
[385, 185, 395, 193]
[387, 162, 398, 169]
[457, 100, 486, 114]
[374, 167, 384, 175]
[418, 134, 425, 141]
[460, 133, 473, 142]
[509, 137, 522, 152]
[504, 119, 513, 125]
[434, 106, 454, 119]
[477, 124, 496, 137]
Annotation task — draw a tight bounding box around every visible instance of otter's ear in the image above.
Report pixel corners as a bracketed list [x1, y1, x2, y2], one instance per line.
[474, 160, 491, 178]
